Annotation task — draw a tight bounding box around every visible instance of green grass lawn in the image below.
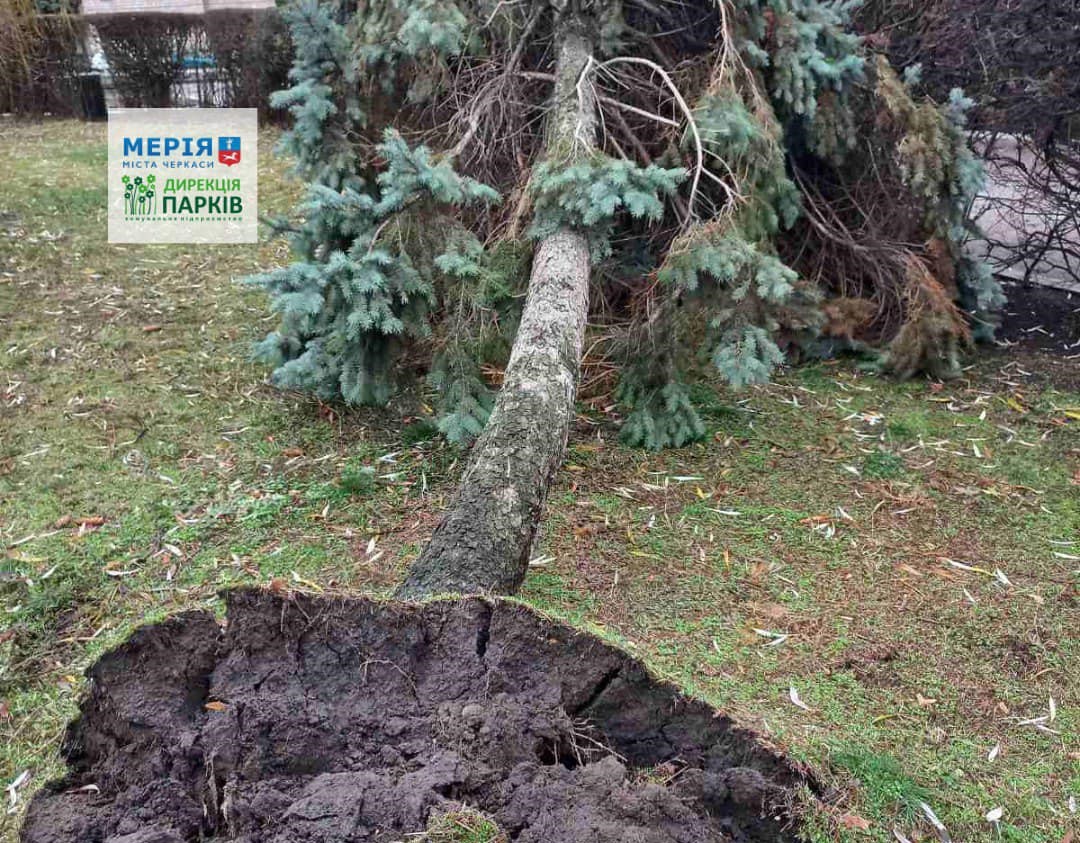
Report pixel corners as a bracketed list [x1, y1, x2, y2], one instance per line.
[1, 119, 1077, 842]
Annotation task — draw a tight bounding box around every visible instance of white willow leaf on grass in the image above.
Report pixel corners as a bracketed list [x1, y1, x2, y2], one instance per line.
[788, 686, 811, 711]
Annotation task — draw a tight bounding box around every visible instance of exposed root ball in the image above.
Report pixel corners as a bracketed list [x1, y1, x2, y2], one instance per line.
[22, 590, 807, 843]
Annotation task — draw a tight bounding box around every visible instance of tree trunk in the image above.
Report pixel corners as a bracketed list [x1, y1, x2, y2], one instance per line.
[395, 23, 595, 600]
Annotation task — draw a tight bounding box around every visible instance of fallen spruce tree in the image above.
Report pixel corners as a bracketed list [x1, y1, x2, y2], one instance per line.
[22, 0, 999, 840]
[244, 0, 999, 594]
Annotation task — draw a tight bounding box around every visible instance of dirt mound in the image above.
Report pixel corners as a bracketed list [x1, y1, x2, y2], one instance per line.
[22, 590, 807, 843]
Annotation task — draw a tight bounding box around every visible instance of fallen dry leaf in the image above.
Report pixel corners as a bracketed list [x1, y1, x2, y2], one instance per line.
[746, 601, 789, 620]
[268, 577, 291, 596]
[1004, 395, 1028, 413]
[919, 802, 949, 840]
[204, 701, 228, 712]
[840, 814, 872, 830]
[788, 686, 812, 711]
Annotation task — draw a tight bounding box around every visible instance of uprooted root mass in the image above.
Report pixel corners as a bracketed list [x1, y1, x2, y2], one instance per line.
[23, 590, 807, 843]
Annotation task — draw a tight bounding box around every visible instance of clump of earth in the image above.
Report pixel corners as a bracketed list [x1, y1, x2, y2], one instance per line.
[22, 589, 808, 842]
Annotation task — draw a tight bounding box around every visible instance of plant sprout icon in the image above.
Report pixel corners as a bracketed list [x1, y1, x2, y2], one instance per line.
[122, 174, 156, 217]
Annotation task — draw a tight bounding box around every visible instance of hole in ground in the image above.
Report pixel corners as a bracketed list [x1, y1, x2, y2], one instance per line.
[535, 738, 580, 770]
[22, 590, 811, 843]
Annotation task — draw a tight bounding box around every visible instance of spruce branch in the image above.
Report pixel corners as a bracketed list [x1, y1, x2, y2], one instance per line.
[591, 55, 706, 224]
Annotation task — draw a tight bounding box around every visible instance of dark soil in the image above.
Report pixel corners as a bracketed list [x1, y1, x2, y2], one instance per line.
[985, 281, 1080, 390]
[22, 590, 808, 843]
[997, 280, 1080, 355]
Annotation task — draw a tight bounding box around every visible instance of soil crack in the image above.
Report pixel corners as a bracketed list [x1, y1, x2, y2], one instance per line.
[571, 665, 621, 716]
[475, 603, 493, 661]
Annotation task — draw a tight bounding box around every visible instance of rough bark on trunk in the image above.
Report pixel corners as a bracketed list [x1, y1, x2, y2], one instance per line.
[395, 24, 595, 600]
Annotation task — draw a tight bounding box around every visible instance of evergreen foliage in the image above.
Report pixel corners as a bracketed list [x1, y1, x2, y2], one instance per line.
[874, 56, 1004, 361]
[428, 348, 495, 446]
[617, 374, 705, 451]
[745, 0, 864, 122]
[270, 0, 360, 186]
[857, 0, 1080, 291]
[528, 156, 686, 259]
[690, 91, 802, 239]
[428, 235, 529, 444]
[247, 127, 498, 405]
[652, 82, 812, 394]
[711, 324, 788, 387]
[249, 0, 1000, 449]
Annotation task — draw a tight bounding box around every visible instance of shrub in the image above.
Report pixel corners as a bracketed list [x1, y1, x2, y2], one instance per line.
[205, 8, 292, 119]
[0, 4, 88, 116]
[93, 13, 202, 107]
